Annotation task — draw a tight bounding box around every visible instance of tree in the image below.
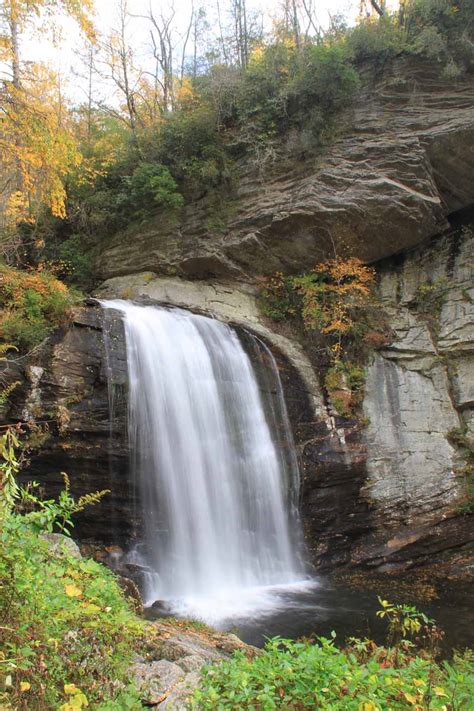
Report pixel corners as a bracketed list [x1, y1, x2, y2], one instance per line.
[147, 4, 176, 112]
[231, 0, 249, 68]
[0, 0, 95, 257]
[99, 0, 141, 131]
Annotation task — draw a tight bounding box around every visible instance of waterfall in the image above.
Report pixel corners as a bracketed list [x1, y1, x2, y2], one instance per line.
[101, 300, 307, 622]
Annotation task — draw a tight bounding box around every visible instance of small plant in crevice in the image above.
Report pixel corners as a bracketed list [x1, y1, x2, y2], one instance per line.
[412, 277, 448, 333]
[447, 426, 474, 513]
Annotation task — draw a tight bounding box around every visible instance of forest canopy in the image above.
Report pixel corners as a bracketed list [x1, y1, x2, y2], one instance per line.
[0, 0, 472, 292]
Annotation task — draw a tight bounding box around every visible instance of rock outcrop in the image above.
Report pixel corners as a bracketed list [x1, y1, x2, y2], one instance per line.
[130, 621, 255, 708]
[358, 225, 474, 570]
[98, 59, 474, 281]
[6, 224, 473, 578]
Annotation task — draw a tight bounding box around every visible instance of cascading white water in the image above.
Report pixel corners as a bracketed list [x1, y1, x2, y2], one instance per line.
[101, 300, 307, 622]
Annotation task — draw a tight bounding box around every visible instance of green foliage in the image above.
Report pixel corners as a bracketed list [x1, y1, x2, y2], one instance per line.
[348, 0, 474, 71]
[447, 425, 474, 513]
[58, 235, 95, 290]
[414, 277, 448, 320]
[119, 162, 184, 218]
[404, 0, 474, 68]
[261, 258, 384, 417]
[4, 0, 474, 276]
[0, 430, 143, 710]
[0, 263, 77, 351]
[0, 427, 21, 520]
[261, 258, 379, 360]
[376, 597, 433, 647]
[289, 42, 360, 116]
[324, 361, 366, 417]
[194, 634, 474, 710]
[0, 521, 143, 709]
[152, 106, 227, 195]
[348, 15, 404, 64]
[18, 473, 110, 535]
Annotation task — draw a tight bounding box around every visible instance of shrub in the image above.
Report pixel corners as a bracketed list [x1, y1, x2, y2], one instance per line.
[288, 42, 360, 116]
[0, 429, 143, 710]
[118, 162, 184, 219]
[194, 634, 474, 710]
[261, 257, 377, 362]
[153, 106, 226, 194]
[0, 264, 77, 351]
[58, 235, 95, 290]
[0, 521, 143, 709]
[348, 15, 403, 64]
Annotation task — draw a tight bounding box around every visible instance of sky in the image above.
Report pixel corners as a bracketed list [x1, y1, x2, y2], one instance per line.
[21, 0, 376, 103]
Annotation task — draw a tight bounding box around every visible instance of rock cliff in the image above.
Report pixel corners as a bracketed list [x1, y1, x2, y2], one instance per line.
[4, 57, 474, 583]
[98, 59, 474, 281]
[8, 223, 472, 579]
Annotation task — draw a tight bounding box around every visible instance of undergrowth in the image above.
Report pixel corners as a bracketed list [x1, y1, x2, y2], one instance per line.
[0, 427, 144, 710]
[260, 257, 391, 417]
[0, 263, 78, 351]
[194, 634, 474, 710]
[447, 426, 474, 513]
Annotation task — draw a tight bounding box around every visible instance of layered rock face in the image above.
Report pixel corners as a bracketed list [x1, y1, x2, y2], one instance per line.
[98, 59, 474, 281]
[358, 226, 474, 570]
[7, 307, 138, 543]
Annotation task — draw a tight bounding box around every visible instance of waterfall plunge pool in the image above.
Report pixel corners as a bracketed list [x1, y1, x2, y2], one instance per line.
[100, 300, 473, 655]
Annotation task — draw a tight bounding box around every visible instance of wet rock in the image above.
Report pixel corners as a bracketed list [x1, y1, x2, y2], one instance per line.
[175, 655, 205, 673]
[157, 670, 200, 709]
[160, 635, 224, 663]
[129, 622, 258, 708]
[117, 576, 144, 615]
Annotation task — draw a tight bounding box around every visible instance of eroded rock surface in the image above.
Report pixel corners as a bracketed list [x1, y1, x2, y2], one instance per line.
[358, 226, 474, 570]
[5, 227, 473, 579]
[130, 621, 255, 708]
[98, 60, 474, 282]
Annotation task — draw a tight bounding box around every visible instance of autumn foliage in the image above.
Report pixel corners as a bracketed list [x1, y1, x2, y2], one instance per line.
[261, 257, 385, 416]
[0, 263, 76, 350]
[262, 257, 376, 356]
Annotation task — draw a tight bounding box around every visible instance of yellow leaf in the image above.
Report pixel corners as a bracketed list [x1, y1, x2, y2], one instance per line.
[64, 584, 82, 598]
[20, 681, 31, 692]
[64, 683, 79, 694]
[434, 687, 448, 698]
[358, 703, 379, 711]
[413, 679, 425, 687]
[403, 693, 417, 704]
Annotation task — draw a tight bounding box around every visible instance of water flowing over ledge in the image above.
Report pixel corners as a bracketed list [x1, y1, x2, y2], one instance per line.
[100, 300, 310, 624]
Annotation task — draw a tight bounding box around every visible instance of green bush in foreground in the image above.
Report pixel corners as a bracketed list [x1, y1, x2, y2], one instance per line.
[194, 636, 474, 710]
[0, 430, 143, 710]
[0, 522, 143, 709]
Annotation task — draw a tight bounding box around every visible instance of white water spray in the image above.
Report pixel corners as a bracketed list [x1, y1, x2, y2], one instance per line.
[101, 300, 307, 623]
